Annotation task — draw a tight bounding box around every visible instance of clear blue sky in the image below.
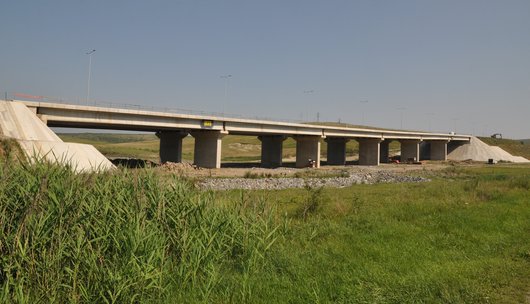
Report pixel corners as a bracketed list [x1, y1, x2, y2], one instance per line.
[1, 0, 529, 138]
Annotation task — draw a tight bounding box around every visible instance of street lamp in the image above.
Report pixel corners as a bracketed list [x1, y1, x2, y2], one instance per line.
[220, 74, 232, 114]
[86, 49, 96, 104]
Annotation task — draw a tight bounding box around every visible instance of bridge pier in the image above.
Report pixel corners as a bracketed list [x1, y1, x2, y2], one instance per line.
[325, 137, 349, 165]
[429, 140, 449, 161]
[258, 135, 286, 168]
[379, 140, 391, 163]
[400, 139, 421, 162]
[358, 138, 382, 166]
[191, 131, 226, 168]
[157, 131, 188, 163]
[295, 135, 322, 168]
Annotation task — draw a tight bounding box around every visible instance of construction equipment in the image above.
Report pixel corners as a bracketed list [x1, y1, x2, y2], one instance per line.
[491, 133, 502, 139]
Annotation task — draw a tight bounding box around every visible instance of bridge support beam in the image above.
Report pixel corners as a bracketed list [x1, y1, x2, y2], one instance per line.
[400, 139, 422, 162]
[295, 135, 322, 168]
[325, 137, 349, 165]
[358, 138, 382, 166]
[191, 131, 226, 168]
[429, 140, 448, 161]
[379, 140, 391, 163]
[258, 135, 286, 168]
[157, 131, 188, 163]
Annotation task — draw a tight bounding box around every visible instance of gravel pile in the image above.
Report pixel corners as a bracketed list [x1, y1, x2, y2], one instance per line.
[448, 136, 529, 163]
[197, 171, 429, 191]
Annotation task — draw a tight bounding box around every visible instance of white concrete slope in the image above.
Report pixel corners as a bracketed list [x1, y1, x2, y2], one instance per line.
[0, 100, 114, 172]
[448, 137, 529, 163]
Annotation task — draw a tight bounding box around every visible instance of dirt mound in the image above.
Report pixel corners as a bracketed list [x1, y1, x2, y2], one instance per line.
[448, 137, 529, 163]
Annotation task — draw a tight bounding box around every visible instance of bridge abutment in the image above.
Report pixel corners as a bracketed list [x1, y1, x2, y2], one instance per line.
[258, 135, 286, 168]
[191, 131, 226, 168]
[358, 138, 382, 166]
[157, 131, 188, 163]
[295, 135, 322, 168]
[325, 137, 349, 165]
[400, 139, 422, 162]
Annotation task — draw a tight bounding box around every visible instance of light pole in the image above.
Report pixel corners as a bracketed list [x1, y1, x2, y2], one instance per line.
[360, 100, 368, 125]
[397, 107, 407, 129]
[86, 49, 96, 104]
[220, 74, 232, 114]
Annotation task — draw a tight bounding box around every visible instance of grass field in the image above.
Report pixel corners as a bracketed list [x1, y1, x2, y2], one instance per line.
[212, 165, 530, 303]
[1, 147, 529, 302]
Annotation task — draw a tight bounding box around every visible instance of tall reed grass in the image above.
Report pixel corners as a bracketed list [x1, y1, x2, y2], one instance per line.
[0, 161, 279, 303]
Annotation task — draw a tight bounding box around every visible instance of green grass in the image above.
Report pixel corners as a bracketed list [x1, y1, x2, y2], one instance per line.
[1, 159, 529, 302]
[214, 166, 530, 303]
[0, 138, 25, 162]
[0, 161, 279, 303]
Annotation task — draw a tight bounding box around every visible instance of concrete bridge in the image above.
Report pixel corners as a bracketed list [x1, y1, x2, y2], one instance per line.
[21, 100, 471, 169]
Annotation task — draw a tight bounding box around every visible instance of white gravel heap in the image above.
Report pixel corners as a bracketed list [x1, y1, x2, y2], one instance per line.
[197, 171, 429, 191]
[448, 136, 529, 163]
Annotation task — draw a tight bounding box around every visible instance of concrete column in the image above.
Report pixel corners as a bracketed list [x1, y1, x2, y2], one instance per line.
[157, 131, 188, 163]
[325, 137, 349, 165]
[358, 138, 382, 166]
[430, 140, 448, 161]
[379, 140, 391, 163]
[400, 139, 421, 162]
[191, 131, 226, 168]
[295, 136, 322, 168]
[258, 135, 286, 168]
[419, 141, 430, 160]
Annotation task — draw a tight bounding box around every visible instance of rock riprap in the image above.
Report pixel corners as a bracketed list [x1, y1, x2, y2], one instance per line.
[197, 171, 429, 190]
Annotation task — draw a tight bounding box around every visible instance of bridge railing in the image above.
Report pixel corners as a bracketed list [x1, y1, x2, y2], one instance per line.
[2, 91, 306, 124]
